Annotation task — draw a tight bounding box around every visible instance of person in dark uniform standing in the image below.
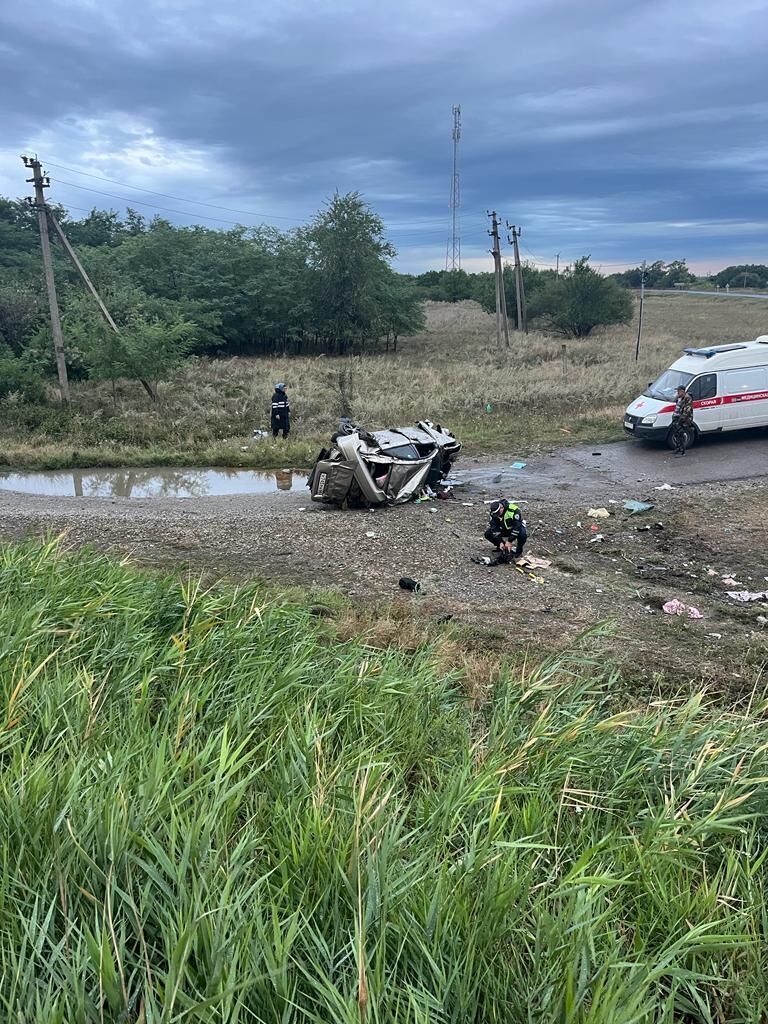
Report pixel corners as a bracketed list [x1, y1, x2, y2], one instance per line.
[484, 499, 527, 561]
[271, 383, 290, 439]
[671, 384, 693, 456]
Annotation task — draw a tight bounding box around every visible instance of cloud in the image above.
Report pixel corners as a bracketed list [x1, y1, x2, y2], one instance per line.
[1, 0, 766, 272]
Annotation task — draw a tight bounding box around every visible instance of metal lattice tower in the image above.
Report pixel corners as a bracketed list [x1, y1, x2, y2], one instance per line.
[446, 104, 461, 272]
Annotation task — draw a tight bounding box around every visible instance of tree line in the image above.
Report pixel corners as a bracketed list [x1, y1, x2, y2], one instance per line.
[0, 192, 425, 401]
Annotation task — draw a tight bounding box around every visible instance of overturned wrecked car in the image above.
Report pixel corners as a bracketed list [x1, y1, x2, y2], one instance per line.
[308, 420, 461, 507]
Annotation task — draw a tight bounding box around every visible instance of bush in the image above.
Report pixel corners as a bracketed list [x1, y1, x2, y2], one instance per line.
[529, 257, 633, 337]
[0, 355, 46, 403]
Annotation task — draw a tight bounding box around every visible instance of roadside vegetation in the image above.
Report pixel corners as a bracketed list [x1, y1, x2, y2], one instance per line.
[1, 294, 766, 470]
[2, 536, 768, 1021]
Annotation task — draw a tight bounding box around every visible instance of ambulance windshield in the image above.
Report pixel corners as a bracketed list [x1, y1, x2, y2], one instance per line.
[646, 369, 693, 401]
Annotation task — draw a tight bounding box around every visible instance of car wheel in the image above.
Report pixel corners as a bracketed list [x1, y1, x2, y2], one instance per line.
[665, 426, 697, 451]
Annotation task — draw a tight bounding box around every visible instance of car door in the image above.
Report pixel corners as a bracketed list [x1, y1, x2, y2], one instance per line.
[722, 366, 768, 429]
[687, 372, 721, 433]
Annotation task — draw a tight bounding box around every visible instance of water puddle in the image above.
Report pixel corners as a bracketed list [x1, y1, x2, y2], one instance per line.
[0, 467, 309, 499]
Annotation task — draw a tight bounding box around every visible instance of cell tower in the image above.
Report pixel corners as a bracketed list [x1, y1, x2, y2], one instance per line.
[446, 104, 461, 272]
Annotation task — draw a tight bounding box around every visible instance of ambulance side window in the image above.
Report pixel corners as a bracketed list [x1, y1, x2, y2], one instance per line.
[688, 373, 717, 401]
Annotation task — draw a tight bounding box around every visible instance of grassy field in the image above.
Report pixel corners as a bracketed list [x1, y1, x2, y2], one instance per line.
[2, 536, 768, 1021]
[1, 293, 766, 470]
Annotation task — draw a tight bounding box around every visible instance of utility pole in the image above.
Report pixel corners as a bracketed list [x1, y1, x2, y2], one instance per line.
[23, 156, 69, 404]
[507, 224, 527, 333]
[555, 253, 561, 277]
[634, 259, 646, 361]
[487, 211, 509, 347]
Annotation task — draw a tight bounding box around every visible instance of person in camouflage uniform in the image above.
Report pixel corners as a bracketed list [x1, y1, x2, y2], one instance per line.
[671, 384, 694, 456]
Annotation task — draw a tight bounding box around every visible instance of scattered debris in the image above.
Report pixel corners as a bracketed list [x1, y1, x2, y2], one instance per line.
[592, 452, 602, 456]
[654, 483, 674, 491]
[663, 599, 703, 619]
[623, 500, 654, 515]
[721, 576, 742, 587]
[587, 507, 610, 519]
[365, 531, 378, 539]
[706, 569, 718, 577]
[757, 616, 768, 627]
[398, 577, 420, 592]
[462, 502, 474, 507]
[706, 633, 722, 640]
[517, 555, 552, 570]
[589, 533, 604, 544]
[510, 462, 527, 470]
[727, 591, 768, 603]
[298, 506, 307, 511]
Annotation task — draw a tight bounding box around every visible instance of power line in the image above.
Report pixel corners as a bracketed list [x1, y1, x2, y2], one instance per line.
[49, 178, 276, 227]
[45, 161, 304, 222]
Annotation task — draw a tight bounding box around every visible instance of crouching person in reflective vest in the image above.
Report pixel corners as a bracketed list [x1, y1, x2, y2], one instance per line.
[485, 499, 527, 562]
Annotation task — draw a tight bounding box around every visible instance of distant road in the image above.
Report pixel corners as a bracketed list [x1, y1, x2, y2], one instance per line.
[646, 289, 768, 301]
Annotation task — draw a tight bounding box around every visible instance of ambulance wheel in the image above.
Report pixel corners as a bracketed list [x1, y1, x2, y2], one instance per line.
[665, 425, 697, 451]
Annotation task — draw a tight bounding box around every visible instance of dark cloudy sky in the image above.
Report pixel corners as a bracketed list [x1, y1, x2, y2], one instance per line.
[2, 0, 766, 273]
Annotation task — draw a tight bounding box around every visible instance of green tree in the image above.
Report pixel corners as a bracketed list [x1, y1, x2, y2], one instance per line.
[711, 265, 768, 289]
[0, 283, 44, 355]
[528, 257, 633, 337]
[376, 273, 426, 352]
[121, 314, 195, 395]
[305, 192, 395, 352]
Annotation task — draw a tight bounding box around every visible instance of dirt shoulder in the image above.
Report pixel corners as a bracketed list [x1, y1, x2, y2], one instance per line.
[1, 440, 766, 690]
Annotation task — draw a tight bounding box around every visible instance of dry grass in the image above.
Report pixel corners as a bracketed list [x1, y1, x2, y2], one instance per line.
[1, 293, 766, 468]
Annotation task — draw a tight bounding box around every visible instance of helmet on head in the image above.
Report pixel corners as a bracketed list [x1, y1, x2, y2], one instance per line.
[275, 382, 286, 391]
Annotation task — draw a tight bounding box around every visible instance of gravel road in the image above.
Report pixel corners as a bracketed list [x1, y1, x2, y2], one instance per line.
[1, 437, 766, 685]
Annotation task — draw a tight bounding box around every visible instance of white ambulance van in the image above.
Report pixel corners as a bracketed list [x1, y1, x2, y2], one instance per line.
[623, 336, 768, 448]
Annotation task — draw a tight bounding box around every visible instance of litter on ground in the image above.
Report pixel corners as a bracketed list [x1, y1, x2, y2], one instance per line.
[663, 599, 703, 619]
[589, 533, 604, 544]
[721, 576, 742, 587]
[727, 591, 768, 603]
[510, 462, 527, 470]
[398, 577, 420, 592]
[517, 555, 552, 570]
[654, 483, 674, 491]
[588, 507, 610, 519]
[623, 500, 654, 515]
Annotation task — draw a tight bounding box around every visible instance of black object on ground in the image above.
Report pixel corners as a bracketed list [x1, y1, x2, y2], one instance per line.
[399, 577, 421, 592]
